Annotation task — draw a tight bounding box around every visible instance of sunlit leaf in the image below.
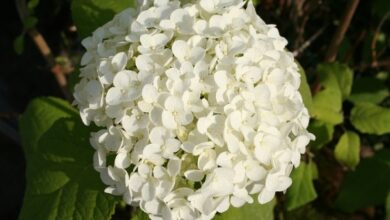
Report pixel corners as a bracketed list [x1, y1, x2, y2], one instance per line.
[317, 62, 353, 100]
[312, 88, 343, 125]
[334, 131, 360, 168]
[350, 102, 390, 135]
[286, 161, 317, 211]
[297, 63, 313, 114]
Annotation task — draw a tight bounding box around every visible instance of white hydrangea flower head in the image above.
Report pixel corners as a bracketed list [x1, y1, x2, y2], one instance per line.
[74, 0, 315, 219]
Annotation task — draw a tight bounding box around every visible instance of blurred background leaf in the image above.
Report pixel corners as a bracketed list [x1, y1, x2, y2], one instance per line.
[19, 97, 117, 220]
[71, 0, 136, 38]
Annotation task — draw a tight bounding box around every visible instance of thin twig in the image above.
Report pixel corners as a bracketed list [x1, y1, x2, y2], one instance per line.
[293, 25, 327, 57]
[371, 11, 390, 64]
[356, 57, 390, 71]
[15, 0, 71, 101]
[324, 0, 360, 62]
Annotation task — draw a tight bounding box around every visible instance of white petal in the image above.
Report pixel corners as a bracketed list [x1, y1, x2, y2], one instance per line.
[276, 176, 292, 191]
[143, 144, 161, 156]
[143, 199, 160, 215]
[162, 111, 177, 129]
[209, 15, 226, 31]
[165, 138, 181, 154]
[184, 170, 205, 182]
[140, 34, 153, 48]
[149, 127, 167, 145]
[167, 159, 181, 177]
[216, 197, 230, 213]
[111, 52, 128, 71]
[81, 52, 93, 66]
[245, 161, 267, 181]
[231, 196, 246, 208]
[113, 70, 135, 88]
[199, 0, 216, 12]
[193, 142, 214, 155]
[164, 96, 183, 112]
[114, 151, 131, 169]
[190, 47, 205, 64]
[93, 150, 106, 170]
[214, 70, 228, 88]
[142, 84, 158, 103]
[172, 40, 188, 60]
[197, 117, 210, 134]
[258, 188, 275, 204]
[142, 182, 156, 201]
[129, 173, 145, 192]
[106, 87, 122, 105]
[150, 107, 164, 125]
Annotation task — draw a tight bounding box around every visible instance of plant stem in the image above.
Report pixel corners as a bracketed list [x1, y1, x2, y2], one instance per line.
[15, 0, 72, 101]
[324, 0, 360, 62]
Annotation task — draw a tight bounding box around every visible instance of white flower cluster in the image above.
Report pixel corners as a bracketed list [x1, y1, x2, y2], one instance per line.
[74, 0, 314, 219]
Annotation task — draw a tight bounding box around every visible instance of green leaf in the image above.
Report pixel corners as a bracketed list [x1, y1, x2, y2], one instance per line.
[71, 0, 136, 39]
[252, 0, 261, 6]
[311, 88, 343, 125]
[310, 161, 319, 180]
[386, 192, 390, 220]
[19, 97, 117, 220]
[14, 34, 25, 55]
[348, 77, 389, 104]
[27, 0, 40, 12]
[132, 208, 150, 220]
[311, 63, 347, 125]
[350, 102, 390, 135]
[334, 131, 360, 168]
[335, 150, 390, 212]
[286, 161, 317, 211]
[317, 62, 353, 99]
[297, 63, 313, 114]
[24, 16, 38, 29]
[308, 120, 334, 150]
[215, 199, 276, 220]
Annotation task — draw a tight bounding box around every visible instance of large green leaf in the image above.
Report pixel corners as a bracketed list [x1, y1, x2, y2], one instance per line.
[311, 63, 346, 125]
[71, 0, 136, 39]
[335, 150, 390, 212]
[317, 62, 353, 100]
[286, 161, 317, 211]
[350, 102, 390, 135]
[19, 97, 117, 220]
[215, 199, 276, 220]
[311, 88, 343, 125]
[347, 77, 389, 104]
[308, 120, 334, 150]
[297, 63, 313, 114]
[334, 131, 360, 168]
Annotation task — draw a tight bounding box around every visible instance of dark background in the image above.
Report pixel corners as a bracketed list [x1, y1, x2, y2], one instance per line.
[0, 0, 388, 219]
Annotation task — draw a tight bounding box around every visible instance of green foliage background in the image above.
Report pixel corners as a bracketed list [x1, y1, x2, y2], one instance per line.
[16, 0, 390, 219]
